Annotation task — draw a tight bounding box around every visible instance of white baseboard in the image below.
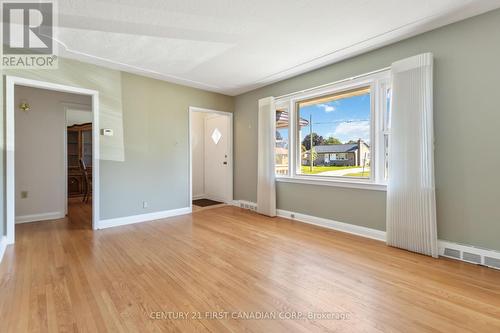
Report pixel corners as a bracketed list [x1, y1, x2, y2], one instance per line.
[233, 200, 500, 270]
[0, 236, 7, 264]
[97, 207, 192, 229]
[232, 200, 384, 241]
[277, 209, 386, 242]
[15, 211, 65, 224]
[192, 194, 206, 200]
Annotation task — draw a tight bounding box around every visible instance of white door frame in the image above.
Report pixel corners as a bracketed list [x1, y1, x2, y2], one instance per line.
[5, 76, 100, 244]
[188, 106, 233, 207]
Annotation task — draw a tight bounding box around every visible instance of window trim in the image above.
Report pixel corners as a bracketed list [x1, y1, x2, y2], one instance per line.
[275, 106, 291, 177]
[275, 69, 391, 190]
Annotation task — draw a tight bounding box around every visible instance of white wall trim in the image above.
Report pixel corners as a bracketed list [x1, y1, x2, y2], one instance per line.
[97, 207, 192, 229]
[5, 75, 100, 244]
[188, 106, 233, 209]
[15, 212, 65, 224]
[276, 176, 387, 191]
[192, 194, 206, 200]
[0, 236, 7, 264]
[277, 208, 386, 242]
[232, 200, 500, 270]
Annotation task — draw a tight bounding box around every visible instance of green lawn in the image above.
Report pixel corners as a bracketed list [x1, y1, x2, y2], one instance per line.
[300, 165, 358, 175]
[344, 171, 371, 178]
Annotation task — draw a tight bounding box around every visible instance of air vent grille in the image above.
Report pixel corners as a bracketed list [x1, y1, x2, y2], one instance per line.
[484, 257, 500, 269]
[462, 252, 481, 264]
[443, 248, 460, 259]
[238, 201, 257, 212]
[441, 244, 500, 271]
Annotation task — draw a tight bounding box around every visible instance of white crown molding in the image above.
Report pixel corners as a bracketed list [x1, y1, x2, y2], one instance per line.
[57, 3, 500, 96]
[98, 207, 192, 229]
[227, 3, 500, 95]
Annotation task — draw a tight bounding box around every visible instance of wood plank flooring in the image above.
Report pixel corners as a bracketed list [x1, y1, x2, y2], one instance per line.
[1, 203, 499, 332]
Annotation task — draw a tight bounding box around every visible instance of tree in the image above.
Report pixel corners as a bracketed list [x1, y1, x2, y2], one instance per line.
[325, 136, 342, 145]
[302, 133, 324, 151]
[276, 130, 283, 141]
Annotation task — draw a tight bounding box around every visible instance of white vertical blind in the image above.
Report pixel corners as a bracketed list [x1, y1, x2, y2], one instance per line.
[387, 53, 438, 258]
[257, 97, 277, 217]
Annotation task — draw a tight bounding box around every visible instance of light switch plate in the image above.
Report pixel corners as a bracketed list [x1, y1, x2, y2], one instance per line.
[101, 128, 113, 136]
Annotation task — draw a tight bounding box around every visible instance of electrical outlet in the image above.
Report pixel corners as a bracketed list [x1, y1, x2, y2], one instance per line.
[142, 201, 148, 208]
[21, 191, 28, 199]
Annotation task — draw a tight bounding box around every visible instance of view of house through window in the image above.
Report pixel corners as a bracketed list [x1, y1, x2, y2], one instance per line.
[297, 87, 371, 178]
[275, 109, 290, 176]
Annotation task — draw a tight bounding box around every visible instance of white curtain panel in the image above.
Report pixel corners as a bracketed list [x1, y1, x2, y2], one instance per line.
[387, 53, 438, 258]
[257, 97, 277, 217]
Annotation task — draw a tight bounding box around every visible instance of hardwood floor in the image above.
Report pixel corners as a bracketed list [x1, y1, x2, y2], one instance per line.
[1, 205, 499, 332]
[67, 198, 93, 229]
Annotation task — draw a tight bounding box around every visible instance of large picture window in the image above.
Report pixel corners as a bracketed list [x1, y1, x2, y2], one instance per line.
[297, 86, 372, 179]
[275, 70, 391, 189]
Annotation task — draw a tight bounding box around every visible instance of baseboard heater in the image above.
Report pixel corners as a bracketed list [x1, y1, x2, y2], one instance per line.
[441, 245, 500, 270]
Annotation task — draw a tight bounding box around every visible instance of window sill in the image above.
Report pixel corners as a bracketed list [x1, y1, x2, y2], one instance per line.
[276, 176, 387, 191]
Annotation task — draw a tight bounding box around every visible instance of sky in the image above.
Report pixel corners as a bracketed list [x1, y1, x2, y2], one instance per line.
[277, 92, 371, 146]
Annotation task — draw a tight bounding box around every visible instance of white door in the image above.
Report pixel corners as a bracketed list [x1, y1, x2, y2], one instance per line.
[204, 114, 231, 202]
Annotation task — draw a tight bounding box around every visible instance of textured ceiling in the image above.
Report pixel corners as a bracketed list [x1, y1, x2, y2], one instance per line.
[55, 0, 500, 95]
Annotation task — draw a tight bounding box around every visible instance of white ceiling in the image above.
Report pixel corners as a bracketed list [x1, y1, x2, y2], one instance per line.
[55, 0, 500, 95]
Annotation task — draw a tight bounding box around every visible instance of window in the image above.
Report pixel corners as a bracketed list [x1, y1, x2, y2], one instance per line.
[275, 107, 290, 176]
[297, 86, 371, 179]
[384, 87, 392, 180]
[274, 70, 391, 189]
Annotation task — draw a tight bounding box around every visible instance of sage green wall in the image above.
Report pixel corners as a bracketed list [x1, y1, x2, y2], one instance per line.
[1, 59, 233, 232]
[100, 73, 233, 219]
[3, 58, 126, 161]
[234, 9, 500, 251]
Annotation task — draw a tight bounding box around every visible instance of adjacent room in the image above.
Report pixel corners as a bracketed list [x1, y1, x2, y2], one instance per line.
[1, 1, 500, 332]
[14, 85, 94, 230]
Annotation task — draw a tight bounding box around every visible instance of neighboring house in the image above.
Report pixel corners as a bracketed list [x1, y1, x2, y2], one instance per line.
[303, 139, 370, 167]
[275, 147, 289, 175]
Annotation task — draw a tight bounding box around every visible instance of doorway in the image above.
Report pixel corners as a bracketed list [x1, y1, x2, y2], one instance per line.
[189, 107, 233, 211]
[65, 106, 93, 223]
[5, 76, 100, 244]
